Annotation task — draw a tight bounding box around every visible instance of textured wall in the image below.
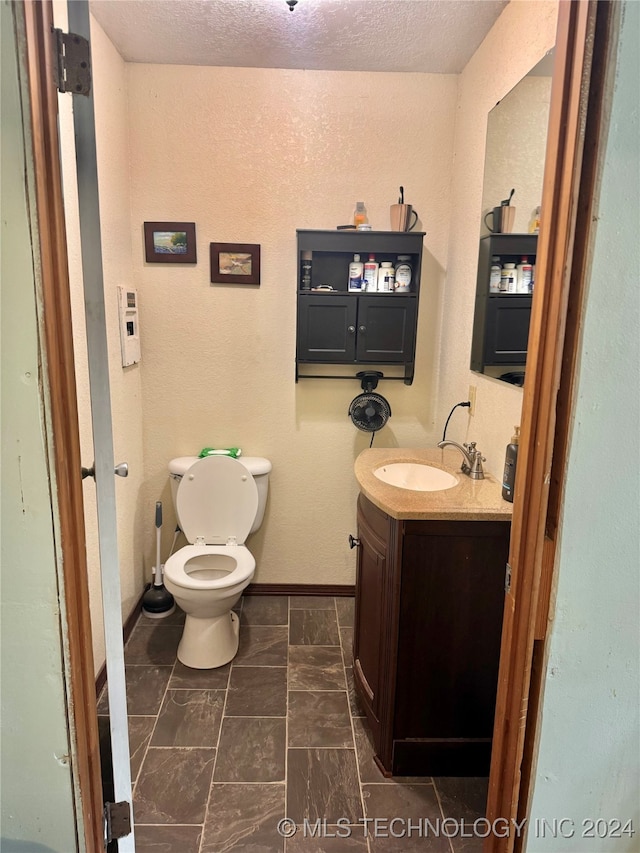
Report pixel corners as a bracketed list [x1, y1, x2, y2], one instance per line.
[526, 1, 640, 846]
[437, 0, 558, 477]
[127, 65, 458, 584]
[482, 75, 552, 235]
[57, 7, 145, 672]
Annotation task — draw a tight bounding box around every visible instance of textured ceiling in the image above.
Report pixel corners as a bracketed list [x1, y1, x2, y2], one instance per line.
[89, 0, 509, 73]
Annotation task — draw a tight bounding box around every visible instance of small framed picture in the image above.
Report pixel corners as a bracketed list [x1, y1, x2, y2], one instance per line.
[210, 242, 261, 285]
[144, 222, 197, 263]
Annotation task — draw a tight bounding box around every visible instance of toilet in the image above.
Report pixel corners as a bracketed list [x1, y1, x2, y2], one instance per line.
[163, 454, 271, 669]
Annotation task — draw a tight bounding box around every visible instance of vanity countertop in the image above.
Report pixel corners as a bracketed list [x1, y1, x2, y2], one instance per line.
[354, 447, 513, 521]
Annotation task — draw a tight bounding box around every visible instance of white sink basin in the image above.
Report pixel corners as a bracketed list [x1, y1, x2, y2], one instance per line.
[374, 462, 458, 492]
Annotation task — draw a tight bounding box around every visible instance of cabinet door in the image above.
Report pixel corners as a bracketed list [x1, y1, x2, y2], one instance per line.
[484, 296, 531, 365]
[296, 295, 357, 362]
[353, 508, 388, 731]
[356, 296, 417, 362]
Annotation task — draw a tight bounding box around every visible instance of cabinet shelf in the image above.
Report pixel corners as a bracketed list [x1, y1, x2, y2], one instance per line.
[295, 230, 425, 385]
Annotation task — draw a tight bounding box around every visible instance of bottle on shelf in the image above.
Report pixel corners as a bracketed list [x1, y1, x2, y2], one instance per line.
[300, 250, 312, 290]
[502, 426, 520, 503]
[394, 255, 412, 292]
[377, 261, 395, 292]
[348, 254, 364, 291]
[363, 254, 379, 292]
[516, 256, 533, 293]
[500, 262, 517, 293]
[489, 256, 502, 293]
[353, 202, 368, 229]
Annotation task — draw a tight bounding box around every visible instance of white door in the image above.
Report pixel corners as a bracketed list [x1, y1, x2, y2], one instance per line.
[62, 1, 135, 848]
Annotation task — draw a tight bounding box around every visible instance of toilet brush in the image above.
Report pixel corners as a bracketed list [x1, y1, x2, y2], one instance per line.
[142, 501, 176, 618]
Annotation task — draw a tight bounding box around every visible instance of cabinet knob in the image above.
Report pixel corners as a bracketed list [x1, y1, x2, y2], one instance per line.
[348, 534, 360, 549]
[358, 325, 366, 333]
[348, 325, 356, 334]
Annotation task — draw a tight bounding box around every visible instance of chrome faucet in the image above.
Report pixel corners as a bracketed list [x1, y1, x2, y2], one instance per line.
[437, 440, 486, 480]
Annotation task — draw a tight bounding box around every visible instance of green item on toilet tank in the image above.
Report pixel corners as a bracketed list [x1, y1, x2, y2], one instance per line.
[198, 447, 242, 459]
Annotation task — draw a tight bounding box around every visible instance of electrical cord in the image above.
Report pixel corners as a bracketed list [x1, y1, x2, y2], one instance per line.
[369, 432, 376, 448]
[442, 401, 471, 442]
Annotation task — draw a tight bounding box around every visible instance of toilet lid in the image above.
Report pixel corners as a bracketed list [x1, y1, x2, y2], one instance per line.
[176, 455, 259, 545]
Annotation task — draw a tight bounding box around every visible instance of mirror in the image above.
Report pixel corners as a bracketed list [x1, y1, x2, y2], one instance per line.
[470, 51, 554, 384]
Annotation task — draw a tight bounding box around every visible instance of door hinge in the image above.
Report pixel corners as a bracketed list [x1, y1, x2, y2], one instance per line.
[104, 800, 131, 844]
[53, 28, 91, 95]
[505, 562, 512, 594]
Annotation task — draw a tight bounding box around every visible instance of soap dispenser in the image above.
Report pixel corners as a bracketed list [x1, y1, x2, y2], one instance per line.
[502, 426, 520, 502]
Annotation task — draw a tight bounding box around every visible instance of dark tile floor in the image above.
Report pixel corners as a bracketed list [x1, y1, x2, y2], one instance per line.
[99, 595, 487, 852]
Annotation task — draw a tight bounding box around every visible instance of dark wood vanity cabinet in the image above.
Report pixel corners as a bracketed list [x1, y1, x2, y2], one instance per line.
[353, 493, 510, 777]
[296, 230, 424, 384]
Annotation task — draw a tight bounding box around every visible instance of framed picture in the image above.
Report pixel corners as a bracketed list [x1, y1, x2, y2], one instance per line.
[210, 242, 261, 285]
[144, 222, 197, 263]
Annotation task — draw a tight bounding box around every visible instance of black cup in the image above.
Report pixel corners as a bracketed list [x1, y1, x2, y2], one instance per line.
[484, 206, 503, 233]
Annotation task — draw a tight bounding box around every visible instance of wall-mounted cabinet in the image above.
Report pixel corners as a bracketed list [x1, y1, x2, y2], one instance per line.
[470, 234, 537, 377]
[296, 230, 425, 385]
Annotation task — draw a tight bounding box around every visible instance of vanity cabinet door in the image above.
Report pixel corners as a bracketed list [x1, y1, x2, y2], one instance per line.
[353, 496, 390, 738]
[296, 295, 357, 362]
[355, 296, 417, 363]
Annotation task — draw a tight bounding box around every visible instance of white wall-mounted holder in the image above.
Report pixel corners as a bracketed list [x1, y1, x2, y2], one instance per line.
[117, 286, 141, 367]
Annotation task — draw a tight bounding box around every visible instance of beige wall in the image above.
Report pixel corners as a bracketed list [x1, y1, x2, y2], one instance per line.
[62, 0, 559, 660]
[437, 0, 558, 477]
[57, 6, 145, 672]
[127, 65, 458, 584]
[482, 75, 553, 235]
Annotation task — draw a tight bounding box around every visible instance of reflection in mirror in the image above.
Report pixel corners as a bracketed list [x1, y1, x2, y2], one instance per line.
[470, 50, 554, 385]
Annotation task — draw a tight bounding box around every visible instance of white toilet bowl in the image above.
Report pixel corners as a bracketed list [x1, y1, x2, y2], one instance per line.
[163, 454, 271, 669]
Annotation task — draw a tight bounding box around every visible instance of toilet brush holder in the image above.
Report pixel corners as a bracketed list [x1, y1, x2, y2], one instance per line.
[142, 502, 176, 618]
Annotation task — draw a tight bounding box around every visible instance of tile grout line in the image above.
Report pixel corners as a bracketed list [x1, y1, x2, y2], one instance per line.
[197, 600, 238, 853]
[284, 595, 290, 853]
[431, 775, 457, 853]
[129, 621, 177, 795]
[341, 600, 373, 853]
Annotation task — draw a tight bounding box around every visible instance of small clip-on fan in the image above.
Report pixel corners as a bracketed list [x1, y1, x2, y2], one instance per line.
[348, 371, 392, 433]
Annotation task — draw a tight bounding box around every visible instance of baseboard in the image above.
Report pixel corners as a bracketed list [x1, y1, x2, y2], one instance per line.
[246, 582, 355, 597]
[94, 588, 146, 698]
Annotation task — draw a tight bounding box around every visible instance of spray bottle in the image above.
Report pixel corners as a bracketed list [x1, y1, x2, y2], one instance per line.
[502, 426, 520, 502]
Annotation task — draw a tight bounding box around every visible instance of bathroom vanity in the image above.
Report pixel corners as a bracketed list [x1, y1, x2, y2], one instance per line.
[352, 448, 511, 777]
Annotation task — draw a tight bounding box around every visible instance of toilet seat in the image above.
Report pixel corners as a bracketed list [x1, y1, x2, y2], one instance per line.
[164, 544, 255, 591]
[176, 455, 258, 545]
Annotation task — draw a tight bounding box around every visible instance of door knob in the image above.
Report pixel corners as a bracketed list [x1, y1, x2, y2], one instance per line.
[348, 534, 360, 549]
[81, 462, 129, 480]
[358, 325, 366, 333]
[348, 325, 356, 334]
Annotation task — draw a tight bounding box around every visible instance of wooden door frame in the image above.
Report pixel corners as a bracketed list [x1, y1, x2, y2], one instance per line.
[21, 1, 104, 850]
[485, 2, 617, 850]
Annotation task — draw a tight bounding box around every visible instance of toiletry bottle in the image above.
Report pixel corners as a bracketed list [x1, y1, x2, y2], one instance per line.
[516, 256, 532, 293]
[394, 255, 412, 292]
[501, 262, 517, 293]
[377, 261, 395, 292]
[348, 254, 364, 291]
[502, 426, 520, 502]
[363, 254, 379, 292]
[489, 256, 502, 293]
[300, 250, 312, 290]
[353, 202, 368, 228]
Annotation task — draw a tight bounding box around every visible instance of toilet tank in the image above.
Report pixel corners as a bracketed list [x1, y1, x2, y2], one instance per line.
[168, 456, 271, 535]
